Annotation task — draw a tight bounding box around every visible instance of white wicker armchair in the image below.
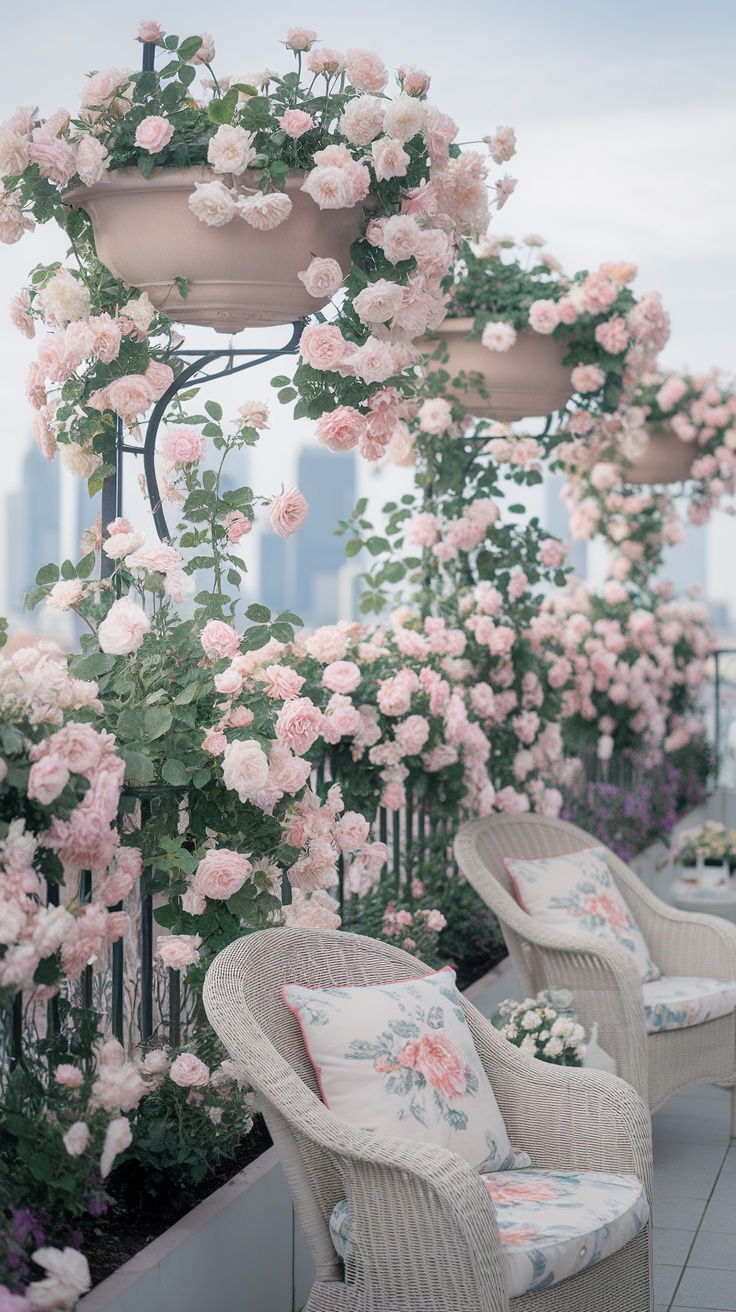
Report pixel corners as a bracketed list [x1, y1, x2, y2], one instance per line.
[204, 925, 653, 1312]
[454, 812, 736, 1128]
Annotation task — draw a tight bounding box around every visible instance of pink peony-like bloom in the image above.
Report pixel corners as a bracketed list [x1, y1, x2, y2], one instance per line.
[138, 20, 164, 42]
[28, 754, 70, 806]
[340, 95, 385, 146]
[315, 406, 366, 453]
[99, 374, 155, 422]
[279, 108, 314, 139]
[268, 488, 308, 538]
[229, 706, 255, 728]
[276, 697, 323, 754]
[238, 399, 270, 429]
[301, 165, 356, 210]
[353, 279, 404, 325]
[201, 728, 227, 755]
[221, 738, 269, 801]
[169, 1052, 210, 1087]
[62, 1121, 91, 1157]
[322, 661, 361, 694]
[299, 321, 350, 371]
[528, 299, 560, 334]
[297, 256, 344, 299]
[371, 137, 411, 181]
[200, 620, 241, 659]
[223, 509, 252, 543]
[331, 810, 370, 853]
[594, 316, 629, 354]
[417, 397, 452, 435]
[46, 578, 83, 612]
[27, 1247, 91, 1309]
[98, 598, 150, 656]
[157, 934, 202, 969]
[397, 1031, 469, 1099]
[306, 46, 344, 76]
[380, 213, 421, 264]
[481, 320, 517, 352]
[99, 1116, 133, 1178]
[189, 180, 236, 226]
[9, 289, 34, 340]
[194, 848, 252, 900]
[285, 26, 317, 50]
[135, 115, 174, 154]
[571, 362, 606, 394]
[484, 124, 517, 164]
[395, 714, 431, 755]
[539, 539, 566, 568]
[54, 1063, 85, 1089]
[344, 48, 388, 92]
[261, 665, 305, 700]
[237, 189, 293, 230]
[30, 135, 76, 187]
[656, 375, 689, 412]
[160, 425, 206, 465]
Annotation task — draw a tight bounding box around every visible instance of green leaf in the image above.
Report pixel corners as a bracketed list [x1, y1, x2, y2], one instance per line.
[271, 375, 291, 388]
[240, 625, 271, 652]
[277, 387, 297, 404]
[269, 622, 294, 643]
[76, 552, 96, 579]
[60, 559, 76, 580]
[366, 536, 390, 556]
[276, 610, 304, 627]
[508, 503, 525, 514]
[345, 538, 363, 558]
[192, 768, 211, 788]
[205, 400, 223, 421]
[33, 951, 61, 986]
[120, 748, 155, 785]
[35, 563, 59, 585]
[245, 603, 271, 623]
[177, 34, 205, 60]
[144, 706, 173, 740]
[383, 562, 406, 583]
[178, 63, 197, 87]
[161, 758, 189, 786]
[202, 469, 217, 491]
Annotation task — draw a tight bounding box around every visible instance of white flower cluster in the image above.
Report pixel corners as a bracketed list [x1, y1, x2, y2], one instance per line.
[495, 991, 587, 1065]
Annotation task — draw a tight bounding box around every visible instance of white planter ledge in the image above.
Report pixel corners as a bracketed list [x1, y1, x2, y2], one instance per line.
[78, 1146, 315, 1312]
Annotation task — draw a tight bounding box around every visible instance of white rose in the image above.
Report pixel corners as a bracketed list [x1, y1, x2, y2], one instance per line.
[207, 124, 257, 175]
[222, 738, 270, 801]
[98, 597, 151, 656]
[382, 93, 426, 143]
[75, 135, 109, 187]
[188, 179, 236, 227]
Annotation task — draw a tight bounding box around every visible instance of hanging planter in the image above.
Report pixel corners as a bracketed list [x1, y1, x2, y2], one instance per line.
[621, 422, 695, 484]
[421, 318, 574, 421]
[64, 168, 364, 335]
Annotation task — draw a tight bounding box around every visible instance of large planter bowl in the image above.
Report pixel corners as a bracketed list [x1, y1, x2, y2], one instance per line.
[419, 319, 574, 421]
[621, 422, 696, 484]
[64, 167, 365, 334]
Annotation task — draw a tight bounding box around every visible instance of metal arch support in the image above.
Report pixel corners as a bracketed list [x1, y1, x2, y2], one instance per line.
[100, 318, 306, 558]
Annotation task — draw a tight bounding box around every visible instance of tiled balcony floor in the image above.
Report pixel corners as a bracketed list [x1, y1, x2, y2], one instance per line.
[467, 960, 736, 1312]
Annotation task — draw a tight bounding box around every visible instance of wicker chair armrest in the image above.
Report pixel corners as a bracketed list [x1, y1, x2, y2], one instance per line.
[204, 973, 509, 1311]
[605, 867, 736, 978]
[467, 1008, 653, 1198]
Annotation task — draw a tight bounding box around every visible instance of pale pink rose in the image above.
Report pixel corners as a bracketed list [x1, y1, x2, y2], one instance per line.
[495, 175, 517, 210]
[138, 20, 164, 42]
[28, 755, 70, 806]
[0, 129, 31, 177]
[222, 739, 269, 801]
[396, 714, 430, 755]
[417, 397, 452, 434]
[382, 781, 406, 811]
[30, 135, 76, 186]
[126, 543, 183, 574]
[381, 214, 421, 264]
[407, 512, 439, 548]
[344, 338, 403, 385]
[315, 406, 367, 452]
[398, 63, 431, 95]
[539, 539, 566, 568]
[101, 375, 155, 421]
[98, 598, 151, 656]
[495, 786, 530, 814]
[352, 279, 404, 326]
[236, 190, 293, 230]
[62, 1121, 91, 1157]
[135, 115, 174, 154]
[91, 1060, 144, 1113]
[207, 123, 257, 174]
[371, 137, 410, 181]
[339, 95, 385, 146]
[229, 706, 255, 727]
[322, 661, 361, 694]
[582, 271, 619, 313]
[279, 108, 314, 139]
[106, 911, 129, 942]
[143, 359, 173, 398]
[46, 579, 83, 612]
[603, 580, 628, 605]
[54, 1063, 84, 1089]
[334, 811, 370, 853]
[188, 180, 236, 227]
[481, 320, 517, 352]
[261, 665, 305, 700]
[656, 375, 689, 411]
[201, 620, 241, 659]
[214, 667, 244, 697]
[423, 909, 447, 932]
[201, 728, 227, 755]
[285, 26, 317, 50]
[571, 363, 606, 393]
[297, 257, 344, 299]
[268, 488, 308, 538]
[344, 48, 388, 92]
[528, 299, 560, 334]
[383, 93, 426, 143]
[194, 848, 252, 899]
[276, 697, 323, 754]
[301, 165, 356, 209]
[594, 316, 629, 354]
[181, 887, 207, 915]
[238, 400, 270, 429]
[300, 322, 350, 371]
[306, 46, 344, 75]
[160, 425, 207, 465]
[9, 289, 34, 340]
[157, 934, 202, 969]
[87, 312, 121, 364]
[397, 1031, 468, 1098]
[484, 125, 517, 163]
[98, 1116, 133, 1180]
[223, 510, 252, 543]
[188, 33, 215, 65]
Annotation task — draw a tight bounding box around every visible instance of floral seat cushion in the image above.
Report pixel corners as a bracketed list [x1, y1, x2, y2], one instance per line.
[283, 967, 529, 1173]
[329, 1168, 649, 1298]
[643, 976, 736, 1032]
[505, 846, 661, 982]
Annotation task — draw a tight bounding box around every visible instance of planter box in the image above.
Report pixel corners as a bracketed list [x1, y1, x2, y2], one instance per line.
[77, 1147, 315, 1312]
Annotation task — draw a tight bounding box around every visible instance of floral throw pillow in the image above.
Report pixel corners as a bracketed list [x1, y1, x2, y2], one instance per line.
[283, 967, 530, 1173]
[505, 847, 660, 982]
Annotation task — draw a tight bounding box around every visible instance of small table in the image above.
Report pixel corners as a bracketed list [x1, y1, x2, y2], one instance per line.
[671, 879, 736, 924]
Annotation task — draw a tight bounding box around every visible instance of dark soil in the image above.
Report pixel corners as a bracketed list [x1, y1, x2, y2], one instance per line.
[84, 1116, 272, 1288]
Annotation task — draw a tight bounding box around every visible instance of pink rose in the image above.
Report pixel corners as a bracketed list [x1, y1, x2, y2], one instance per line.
[135, 115, 174, 154]
[229, 706, 255, 727]
[214, 666, 244, 698]
[201, 728, 227, 755]
[417, 397, 452, 435]
[201, 620, 241, 659]
[236, 191, 293, 231]
[315, 406, 367, 452]
[301, 166, 356, 210]
[268, 488, 308, 538]
[539, 539, 566, 568]
[594, 316, 629, 354]
[306, 47, 344, 76]
[299, 322, 350, 371]
[276, 697, 323, 754]
[169, 1053, 209, 1087]
[297, 257, 344, 299]
[279, 109, 314, 139]
[181, 887, 207, 916]
[144, 359, 175, 400]
[261, 665, 305, 700]
[62, 1121, 91, 1157]
[571, 363, 606, 394]
[30, 136, 76, 186]
[46, 579, 83, 612]
[322, 661, 361, 694]
[481, 321, 517, 352]
[344, 48, 388, 93]
[371, 138, 411, 181]
[397, 1031, 469, 1099]
[157, 934, 202, 969]
[222, 738, 269, 801]
[160, 425, 207, 465]
[54, 1064, 84, 1089]
[395, 714, 430, 755]
[101, 375, 156, 422]
[188, 34, 215, 65]
[528, 299, 560, 334]
[334, 810, 370, 852]
[98, 598, 151, 656]
[223, 510, 252, 543]
[285, 26, 317, 50]
[138, 20, 164, 42]
[194, 849, 252, 900]
[28, 755, 70, 806]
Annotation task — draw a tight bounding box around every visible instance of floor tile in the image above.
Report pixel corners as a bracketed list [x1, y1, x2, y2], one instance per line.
[652, 1197, 710, 1231]
[653, 1228, 696, 1267]
[689, 1230, 736, 1270]
[674, 1266, 736, 1308]
[655, 1264, 683, 1304]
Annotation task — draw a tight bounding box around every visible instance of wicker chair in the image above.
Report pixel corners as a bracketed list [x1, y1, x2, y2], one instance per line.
[454, 812, 736, 1130]
[204, 925, 653, 1312]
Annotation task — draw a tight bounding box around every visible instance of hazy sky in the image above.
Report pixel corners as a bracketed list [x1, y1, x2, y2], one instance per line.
[0, 0, 734, 615]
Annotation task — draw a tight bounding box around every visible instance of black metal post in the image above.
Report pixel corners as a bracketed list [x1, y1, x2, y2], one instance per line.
[168, 968, 181, 1047]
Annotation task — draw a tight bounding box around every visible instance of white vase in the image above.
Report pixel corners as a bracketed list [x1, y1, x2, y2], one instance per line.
[582, 1023, 617, 1076]
[695, 858, 730, 889]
